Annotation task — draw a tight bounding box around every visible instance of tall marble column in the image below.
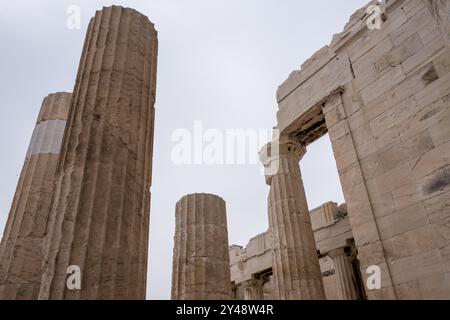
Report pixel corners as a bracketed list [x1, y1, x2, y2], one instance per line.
[171, 194, 232, 300]
[38, 6, 158, 300]
[328, 247, 358, 300]
[260, 137, 325, 300]
[0, 92, 71, 300]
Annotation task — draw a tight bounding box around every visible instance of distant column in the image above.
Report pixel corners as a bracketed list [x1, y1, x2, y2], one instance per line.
[425, 0, 450, 47]
[328, 247, 358, 300]
[38, 6, 158, 300]
[0, 92, 71, 299]
[242, 279, 264, 300]
[171, 194, 232, 300]
[260, 137, 325, 300]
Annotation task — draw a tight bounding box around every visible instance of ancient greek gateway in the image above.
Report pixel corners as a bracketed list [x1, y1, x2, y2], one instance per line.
[1, 0, 450, 301]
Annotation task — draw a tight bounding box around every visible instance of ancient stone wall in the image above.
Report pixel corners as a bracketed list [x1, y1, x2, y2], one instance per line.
[275, 0, 450, 299]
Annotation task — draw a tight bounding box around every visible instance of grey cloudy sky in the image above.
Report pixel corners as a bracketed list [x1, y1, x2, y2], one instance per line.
[0, 0, 369, 299]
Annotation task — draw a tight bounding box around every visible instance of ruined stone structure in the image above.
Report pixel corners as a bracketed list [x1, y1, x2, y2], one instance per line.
[260, 0, 450, 299]
[230, 202, 366, 300]
[38, 6, 158, 300]
[0, 93, 71, 299]
[1, 0, 450, 301]
[172, 194, 232, 300]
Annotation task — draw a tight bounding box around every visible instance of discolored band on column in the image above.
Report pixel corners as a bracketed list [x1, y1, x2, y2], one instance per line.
[0, 92, 71, 300]
[171, 193, 232, 300]
[38, 6, 158, 300]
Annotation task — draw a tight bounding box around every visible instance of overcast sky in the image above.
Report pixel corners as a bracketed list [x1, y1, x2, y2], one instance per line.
[0, 0, 369, 299]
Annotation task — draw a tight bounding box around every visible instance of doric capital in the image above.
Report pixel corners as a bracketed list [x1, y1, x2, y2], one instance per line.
[259, 135, 306, 164]
[259, 136, 306, 185]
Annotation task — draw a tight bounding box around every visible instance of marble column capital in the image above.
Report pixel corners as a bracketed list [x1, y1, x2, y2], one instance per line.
[259, 136, 306, 185]
[259, 136, 306, 163]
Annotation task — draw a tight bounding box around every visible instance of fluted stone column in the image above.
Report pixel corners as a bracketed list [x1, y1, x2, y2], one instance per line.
[260, 137, 325, 300]
[322, 202, 337, 227]
[0, 93, 71, 300]
[38, 6, 158, 300]
[328, 247, 358, 300]
[242, 279, 264, 300]
[171, 194, 232, 300]
[425, 0, 450, 48]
